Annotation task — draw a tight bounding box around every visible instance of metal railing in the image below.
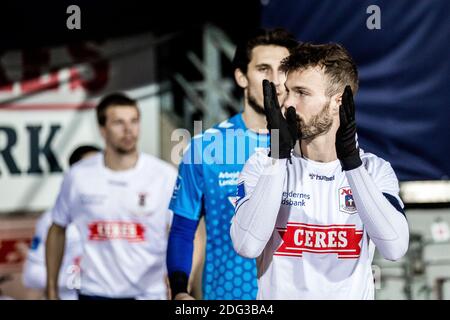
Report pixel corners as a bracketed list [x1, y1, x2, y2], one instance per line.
[171, 24, 240, 130]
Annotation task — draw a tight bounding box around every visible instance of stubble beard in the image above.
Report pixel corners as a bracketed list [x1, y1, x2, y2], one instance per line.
[298, 100, 333, 140]
[111, 138, 138, 155]
[247, 89, 266, 116]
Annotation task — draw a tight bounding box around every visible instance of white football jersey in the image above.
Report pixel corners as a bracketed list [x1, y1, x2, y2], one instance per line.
[237, 149, 402, 299]
[23, 210, 81, 300]
[51, 153, 177, 299]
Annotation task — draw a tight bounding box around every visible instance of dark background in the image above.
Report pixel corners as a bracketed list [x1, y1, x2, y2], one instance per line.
[0, 0, 261, 49]
[1, 0, 448, 182]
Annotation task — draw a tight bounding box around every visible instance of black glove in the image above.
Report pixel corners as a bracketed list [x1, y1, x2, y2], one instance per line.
[263, 79, 299, 159]
[336, 85, 362, 171]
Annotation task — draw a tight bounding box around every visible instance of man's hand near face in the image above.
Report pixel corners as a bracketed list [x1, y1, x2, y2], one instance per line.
[335, 85, 362, 171]
[262, 79, 299, 160]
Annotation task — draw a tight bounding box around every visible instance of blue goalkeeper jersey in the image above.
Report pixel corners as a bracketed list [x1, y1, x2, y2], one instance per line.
[169, 113, 269, 300]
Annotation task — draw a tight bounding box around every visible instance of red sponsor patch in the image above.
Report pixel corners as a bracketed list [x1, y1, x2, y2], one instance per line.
[275, 223, 363, 259]
[0, 239, 31, 265]
[88, 221, 145, 242]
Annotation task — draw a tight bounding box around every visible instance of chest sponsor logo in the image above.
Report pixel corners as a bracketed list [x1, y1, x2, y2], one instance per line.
[274, 223, 363, 259]
[218, 171, 240, 187]
[80, 194, 107, 206]
[88, 221, 145, 242]
[107, 180, 128, 187]
[339, 187, 357, 214]
[281, 191, 310, 207]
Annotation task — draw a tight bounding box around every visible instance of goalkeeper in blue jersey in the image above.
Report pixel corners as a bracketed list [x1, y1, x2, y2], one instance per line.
[166, 28, 298, 300]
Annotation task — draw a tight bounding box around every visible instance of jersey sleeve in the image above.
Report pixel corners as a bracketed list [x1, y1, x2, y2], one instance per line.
[169, 137, 205, 221]
[22, 257, 46, 290]
[164, 165, 178, 228]
[22, 211, 52, 289]
[231, 149, 288, 258]
[27, 211, 52, 263]
[51, 170, 77, 227]
[364, 156, 404, 209]
[235, 148, 271, 211]
[348, 155, 409, 261]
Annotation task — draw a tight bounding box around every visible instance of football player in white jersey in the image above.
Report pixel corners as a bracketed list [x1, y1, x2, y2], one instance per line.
[45, 93, 177, 300]
[231, 43, 409, 299]
[23, 145, 100, 300]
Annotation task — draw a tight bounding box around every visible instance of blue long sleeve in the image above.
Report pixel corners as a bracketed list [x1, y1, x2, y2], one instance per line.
[167, 214, 199, 276]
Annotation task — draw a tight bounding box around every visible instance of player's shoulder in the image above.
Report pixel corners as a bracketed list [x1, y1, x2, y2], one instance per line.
[214, 113, 244, 131]
[36, 209, 52, 224]
[182, 114, 248, 166]
[242, 147, 271, 171]
[360, 149, 401, 194]
[360, 149, 394, 174]
[67, 153, 102, 177]
[35, 210, 53, 233]
[248, 147, 270, 159]
[139, 153, 177, 177]
[193, 113, 244, 140]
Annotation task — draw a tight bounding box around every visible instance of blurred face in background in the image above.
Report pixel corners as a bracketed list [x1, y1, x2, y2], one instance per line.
[235, 45, 290, 114]
[100, 105, 140, 154]
[282, 66, 340, 140]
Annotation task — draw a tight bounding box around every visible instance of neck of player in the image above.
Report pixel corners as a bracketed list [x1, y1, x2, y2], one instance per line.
[297, 125, 339, 163]
[242, 103, 268, 133]
[103, 148, 139, 171]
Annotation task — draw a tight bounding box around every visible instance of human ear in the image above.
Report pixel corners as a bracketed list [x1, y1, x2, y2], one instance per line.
[234, 68, 248, 89]
[330, 92, 342, 115]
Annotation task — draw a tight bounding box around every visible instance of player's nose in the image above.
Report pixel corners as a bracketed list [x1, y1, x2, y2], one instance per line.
[282, 94, 294, 109]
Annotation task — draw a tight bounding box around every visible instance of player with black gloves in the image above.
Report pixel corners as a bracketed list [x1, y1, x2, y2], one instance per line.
[230, 43, 409, 299]
[262, 80, 299, 160]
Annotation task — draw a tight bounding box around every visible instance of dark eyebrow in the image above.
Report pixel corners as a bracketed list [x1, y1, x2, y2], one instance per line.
[255, 63, 271, 69]
[291, 86, 311, 93]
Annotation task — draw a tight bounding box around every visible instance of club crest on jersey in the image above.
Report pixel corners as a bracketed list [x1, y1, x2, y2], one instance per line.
[138, 192, 148, 207]
[339, 187, 357, 214]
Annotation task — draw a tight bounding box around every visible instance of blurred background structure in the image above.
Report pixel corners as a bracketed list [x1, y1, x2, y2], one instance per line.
[0, 0, 449, 299]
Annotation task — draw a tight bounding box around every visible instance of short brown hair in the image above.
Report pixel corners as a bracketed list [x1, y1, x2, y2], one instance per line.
[281, 43, 359, 96]
[232, 28, 298, 74]
[96, 92, 138, 126]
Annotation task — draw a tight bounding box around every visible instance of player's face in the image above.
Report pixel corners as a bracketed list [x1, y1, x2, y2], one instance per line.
[282, 66, 336, 140]
[101, 105, 140, 154]
[244, 45, 290, 114]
